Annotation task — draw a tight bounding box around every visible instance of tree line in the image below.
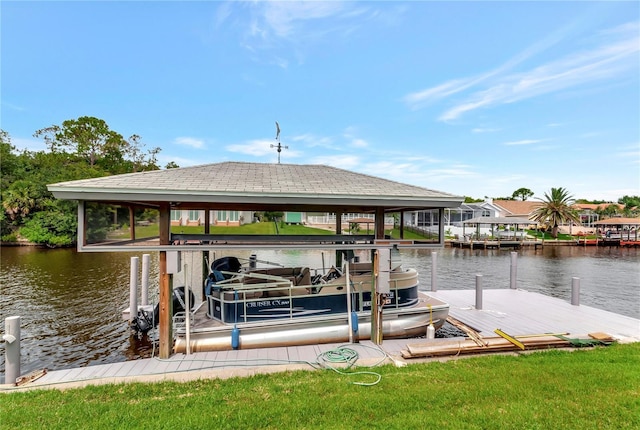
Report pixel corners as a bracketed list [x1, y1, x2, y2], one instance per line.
[1, 117, 175, 246]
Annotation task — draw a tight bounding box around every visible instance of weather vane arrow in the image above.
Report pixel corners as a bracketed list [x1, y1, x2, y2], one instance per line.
[271, 121, 288, 164]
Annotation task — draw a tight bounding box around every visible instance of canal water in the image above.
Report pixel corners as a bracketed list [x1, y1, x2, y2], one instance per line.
[1, 245, 638, 380]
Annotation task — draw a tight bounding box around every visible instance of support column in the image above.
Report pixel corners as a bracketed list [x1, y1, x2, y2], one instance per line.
[204, 209, 210, 234]
[3, 316, 20, 385]
[77, 201, 86, 251]
[571, 277, 580, 306]
[129, 206, 136, 240]
[510, 252, 518, 289]
[158, 203, 172, 359]
[438, 208, 445, 245]
[375, 207, 385, 240]
[335, 211, 343, 268]
[475, 274, 483, 310]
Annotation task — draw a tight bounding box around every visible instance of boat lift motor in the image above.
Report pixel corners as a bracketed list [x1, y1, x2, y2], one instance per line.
[131, 286, 195, 336]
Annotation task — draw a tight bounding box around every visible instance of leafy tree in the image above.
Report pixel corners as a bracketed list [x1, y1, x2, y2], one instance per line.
[165, 161, 180, 169]
[19, 210, 75, 247]
[532, 187, 582, 238]
[1, 130, 22, 186]
[34, 116, 126, 168]
[464, 196, 484, 203]
[263, 211, 284, 222]
[125, 134, 161, 172]
[619, 195, 640, 217]
[603, 204, 621, 217]
[512, 187, 534, 201]
[85, 202, 115, 242]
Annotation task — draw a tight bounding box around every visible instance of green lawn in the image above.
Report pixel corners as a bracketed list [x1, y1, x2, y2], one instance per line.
[109, 223, 433, 240]
[2, 343, 638, 429]
[109, 222, 336, 239]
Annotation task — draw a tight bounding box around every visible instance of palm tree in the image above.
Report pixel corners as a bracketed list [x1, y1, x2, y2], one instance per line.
[2, 180, 38, 221]
[532, 187, 581, 238]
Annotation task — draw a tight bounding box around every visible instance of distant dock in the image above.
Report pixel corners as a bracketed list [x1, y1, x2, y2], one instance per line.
[3, 287, 638, 391]
[449, 238, 640, 249]
[450, 239, 542, 249]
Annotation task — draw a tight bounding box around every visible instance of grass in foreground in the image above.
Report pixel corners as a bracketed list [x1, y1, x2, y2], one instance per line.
[2, 343, 639, 429]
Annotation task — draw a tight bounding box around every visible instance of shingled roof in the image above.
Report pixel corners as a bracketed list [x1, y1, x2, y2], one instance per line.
[492, 200, 542, 217]
[48, 162, 463, 212]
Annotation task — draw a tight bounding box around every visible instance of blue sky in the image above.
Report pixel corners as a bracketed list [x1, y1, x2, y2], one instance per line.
[2, 1, 639, 202]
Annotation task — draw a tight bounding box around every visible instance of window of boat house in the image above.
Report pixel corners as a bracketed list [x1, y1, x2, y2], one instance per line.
[170, 210, 181, 222]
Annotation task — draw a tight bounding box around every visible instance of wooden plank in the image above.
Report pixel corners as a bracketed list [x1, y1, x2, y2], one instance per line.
[158, 356, 183, 373]
[37, 368, 73, 384]
[589, 332, 615, 341]
[76, 364, 109, 380]
[494, 329, 525, 350]
[286, 346, 300, 363]
[99, 361, 129, 378]
[123, 358, 151, 377]
[246, 347, 261, 364]
[295, 345, 319, 364]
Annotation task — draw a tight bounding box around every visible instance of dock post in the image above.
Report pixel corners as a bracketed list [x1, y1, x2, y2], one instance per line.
[129, 256, 139, 324]
[571, 277, 580, 306]
[3, 316, 20, 385]
[141, 254, 150, 306]
[431, 251, 437, 292]
[510, 252, 517, 289]
[249, 254, 257, 269]
[475, 274, 483, 310]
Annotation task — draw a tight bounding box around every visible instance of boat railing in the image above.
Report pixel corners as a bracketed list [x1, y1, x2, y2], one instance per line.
[172, 310, 195, 333]
[207, 268, 414, 323]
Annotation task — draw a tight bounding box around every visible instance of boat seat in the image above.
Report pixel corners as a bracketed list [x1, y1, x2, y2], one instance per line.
[266, 280, 309, 297]
[294, 267, 311, 286]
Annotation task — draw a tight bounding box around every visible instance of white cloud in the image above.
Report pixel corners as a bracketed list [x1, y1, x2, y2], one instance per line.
[226, 138, 303, 160]
[261, 2, 349, 39]
[292, 133, 336, 149]
[351, 138, 368, 148]
[311, 154, 360, 169]
[613, 143, 640, 162]
[226, 139, 275, 156]
[503, 139, 547, 146]
[405, 21, 639, 121]
[404, 15, 580, 110]
[472, 127, 501, 134]
[1, 101, 25, 111]
[233, 2, 400, 66]
[11, 137, 47, 152]
[342, 126, 369, 148]
[403, 78, 475, 109]
[174, 137, 205, 149]
[157, 154, 202, 168]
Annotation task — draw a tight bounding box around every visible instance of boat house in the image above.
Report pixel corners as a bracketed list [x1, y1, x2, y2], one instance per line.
[48, 161, 464, 357]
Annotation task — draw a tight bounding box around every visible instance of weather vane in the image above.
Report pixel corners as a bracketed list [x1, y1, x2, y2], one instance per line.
[271, 121, 288, 164]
